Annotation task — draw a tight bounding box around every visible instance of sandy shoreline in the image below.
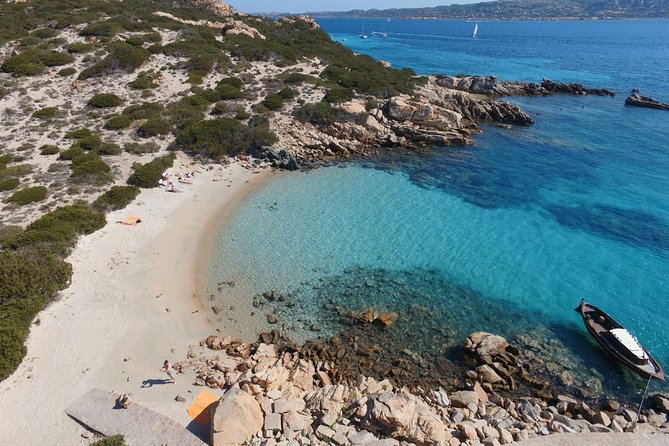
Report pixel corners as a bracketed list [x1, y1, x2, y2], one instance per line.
[0, 156, 271, 444]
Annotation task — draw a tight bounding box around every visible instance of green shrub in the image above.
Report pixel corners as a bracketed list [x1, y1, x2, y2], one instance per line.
[281, 72, 319, 85]
[175, 116, 277, 158]
[92, 185, 141, 212]
[72, 134, 102, 151]
[31, 28, 59, 39]
[324, 87, 353, 104]
[79, 20, 122, 38]
[125, 36, 145, 47]
[70, 155, 112, 184]
[365, 97, 379, 111]
[137, 118, 170, 138]
[88, 93, 123, 108]
[128, 72, 159, 90]
[0, 164, 33, 179]
[91, 435, 127, 446]
[278, 87, 298, 100]
[215, 84, 243, 100]
[97, 143, 121, 156]
[79, 41, 149, 80]
[295, 101, 356, 126]
[7, 203, 106, 255]
[67, 42, 95, 54]
[210, 101, 228, 116]
[5, 186, 48, 206]
[58, 67, 76, 77]
[217, 77, 243, 89]
[40, 51, 74, 67]
[0, 251, 72, 381]
[263, 94, 284, 111]
[58, 147, 85, 161]
[124, 142, 159, 155]
[39, 145, 59, 155]
[32, 107, 58, 119]
[127, 154, 175, 188]
[104, 114, 133, 130]
[0, 178, 20, 191]
[64, 128, 93, 139]
[122, 102, 162, 120]
[0, 225, 22, 243]
[235, 108, 251, 120]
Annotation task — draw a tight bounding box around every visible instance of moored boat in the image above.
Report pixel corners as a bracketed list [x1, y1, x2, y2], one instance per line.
[575, 300, 664, 381]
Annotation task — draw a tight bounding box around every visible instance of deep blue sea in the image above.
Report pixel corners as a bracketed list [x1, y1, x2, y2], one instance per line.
[208, 19, 669, 397]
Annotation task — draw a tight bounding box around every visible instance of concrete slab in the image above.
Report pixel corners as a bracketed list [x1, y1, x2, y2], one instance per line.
[66, 388, 207, 446]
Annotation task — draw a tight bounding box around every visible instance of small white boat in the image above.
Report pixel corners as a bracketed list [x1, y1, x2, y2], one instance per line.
[472, 23, 478, 38]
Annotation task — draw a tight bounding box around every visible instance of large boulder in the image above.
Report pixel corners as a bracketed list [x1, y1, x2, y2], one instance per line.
[362, 391, 448, 445]
[211, 387, 264, 446]
[465, 332, 509, 362]
[387, 97, 415, 121]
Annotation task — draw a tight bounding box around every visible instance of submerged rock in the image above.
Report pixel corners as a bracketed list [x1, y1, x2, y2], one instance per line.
[625, 92, 669, 110]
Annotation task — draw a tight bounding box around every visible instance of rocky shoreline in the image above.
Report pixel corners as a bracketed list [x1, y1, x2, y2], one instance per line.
[177, 330, 669, 446]
[266, 75, 617, 171]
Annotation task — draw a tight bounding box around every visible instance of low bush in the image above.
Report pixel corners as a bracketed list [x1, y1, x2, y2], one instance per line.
[31, 28, 59, 39]
[88, 93, 124, 108]
[263, 94, 284, 111]
[124, 141, 159, 155]
[7, 203, 106, 256]
[215, 84, 243, 100]
[128, 72, 159, 90]
[79, 41, 149, 80]
[323, 87, 353, 104]
[278, 87, 298, 100]
[58, 67, 77, 77]
[235, 108, 251, 120]
[210, 101, 228, 115]
[39, 145, 59, 155]
[97, 143, 122, 156]
[122, 102, 162, 120]
[40, 51, 74, 67]
[0, 225, 22, 243]
[281, 72, 319, 85]
[217, 77, 243, 89]
[0, 251, 72, 381]
[72, 134, 102, 151]
[127, 154, 175, 188]
[137, 118, 170, 138]
[92, 185, 141, 212]
[32, 107, 58, 119]
[0, 164, 33, 179]
[0, 178, 20, 192]
[104, 114, 133, 130]
[67, 42, 95, 54]
[295, 101, 358, 126]
[58, 147, 85, 161]
[70, 154, 112, 185]
[5, 186, 48, 206]
[64, 128, 93, 140]
[175, 116, 277, 159]
[91, 435, 127, 446]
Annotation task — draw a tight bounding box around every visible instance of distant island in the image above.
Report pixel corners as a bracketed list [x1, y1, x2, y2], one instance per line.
[305, 0, 669, 20]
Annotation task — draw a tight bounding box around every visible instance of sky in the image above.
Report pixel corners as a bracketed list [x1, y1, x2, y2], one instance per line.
[227, 1, 482, 14]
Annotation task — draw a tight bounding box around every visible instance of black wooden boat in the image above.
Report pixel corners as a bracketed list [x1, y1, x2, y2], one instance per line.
[575, 300, 664, 381]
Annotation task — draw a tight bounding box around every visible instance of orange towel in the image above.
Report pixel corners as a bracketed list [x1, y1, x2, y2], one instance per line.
[187, 390, 218, 425]
[120, 216, 142, 226]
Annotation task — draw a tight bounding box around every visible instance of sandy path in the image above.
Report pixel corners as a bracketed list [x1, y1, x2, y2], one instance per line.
[0, 158, 270, 445]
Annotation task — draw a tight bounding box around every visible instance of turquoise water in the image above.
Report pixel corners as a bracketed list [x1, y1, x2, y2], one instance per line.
[208, 19, 669, 396]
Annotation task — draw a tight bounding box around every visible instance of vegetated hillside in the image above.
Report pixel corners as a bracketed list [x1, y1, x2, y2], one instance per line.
[0, 0, 419, 381]
[308, 0, 669, 19]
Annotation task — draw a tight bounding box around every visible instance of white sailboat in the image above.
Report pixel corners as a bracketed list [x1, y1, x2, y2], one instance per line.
[472, 23, 478, 38]
[359, 17, 368, 39]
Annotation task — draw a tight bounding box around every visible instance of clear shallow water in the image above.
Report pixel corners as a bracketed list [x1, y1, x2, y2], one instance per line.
[208, 19, 669, 396]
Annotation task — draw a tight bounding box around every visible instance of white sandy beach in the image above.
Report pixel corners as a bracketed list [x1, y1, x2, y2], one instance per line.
[0, 157, 270, 445]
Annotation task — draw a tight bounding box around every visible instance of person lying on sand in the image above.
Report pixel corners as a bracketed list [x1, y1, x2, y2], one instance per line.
[116, 393, 132, 409]
[178, 177, 193, 184]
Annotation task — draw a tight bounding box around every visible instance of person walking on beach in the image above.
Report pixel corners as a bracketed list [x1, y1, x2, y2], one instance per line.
[161, 360, 175, 383]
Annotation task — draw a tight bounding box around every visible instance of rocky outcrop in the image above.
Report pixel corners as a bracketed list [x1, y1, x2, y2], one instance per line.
[362, 391, 449, 444]
[177, 332, 669, 446]
[211, 387, 264, 446]
[280, 15, 320, 29]
[253, 146, 300, 170]
[625, 93, 669, 110]
[153, 12, 265, 39]
[436, 75, 615, 97]
[186, 0, 241, 16]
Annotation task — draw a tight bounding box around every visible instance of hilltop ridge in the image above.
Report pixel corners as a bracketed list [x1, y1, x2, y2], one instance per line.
[306, 0, 669, 20]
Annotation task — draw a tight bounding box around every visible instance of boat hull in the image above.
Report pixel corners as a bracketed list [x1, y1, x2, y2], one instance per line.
[576, 300, 664, 381]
